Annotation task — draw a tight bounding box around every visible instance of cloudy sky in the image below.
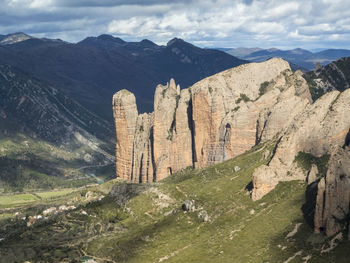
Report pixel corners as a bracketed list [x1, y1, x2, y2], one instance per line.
[1, 0, 350, 50]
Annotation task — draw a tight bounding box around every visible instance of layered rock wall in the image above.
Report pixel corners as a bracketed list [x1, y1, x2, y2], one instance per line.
[113, 90, 138, 182]
[314, 146, 350, 237]
[113, 58, 312, 182]
[252, 89, 350, 200]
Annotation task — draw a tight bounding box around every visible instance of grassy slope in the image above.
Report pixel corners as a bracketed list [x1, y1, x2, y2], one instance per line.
[0, 130, 114, 192]
[86, 142, 349, 263]
[1, 142, 349, 262]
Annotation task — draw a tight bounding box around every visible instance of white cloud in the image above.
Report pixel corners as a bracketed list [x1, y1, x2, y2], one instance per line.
[29, 0, 54, 8]
[1, 0, 350, 49]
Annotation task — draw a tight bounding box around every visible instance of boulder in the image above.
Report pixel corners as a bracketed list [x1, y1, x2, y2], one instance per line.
[182, 200, 195, 212]
[234, 166, 241, 172]
[198, 210, 210, 222]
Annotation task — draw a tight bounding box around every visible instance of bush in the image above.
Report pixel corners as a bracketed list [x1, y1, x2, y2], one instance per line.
[294, 151, 330, 177]
[239, 93, 250, 102]
[259, 81, 270, 96]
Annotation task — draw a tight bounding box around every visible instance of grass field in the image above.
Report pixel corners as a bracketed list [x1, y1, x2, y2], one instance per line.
[0, 189, 80, 208]
[35, 189, 77, 199]
[0, 193, 39, 206]
[0, 132, 111, 193]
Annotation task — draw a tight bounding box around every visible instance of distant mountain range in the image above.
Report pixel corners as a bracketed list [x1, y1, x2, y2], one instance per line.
[0, 64, 113, 145]
[224, 47, 350, 70]
[0, 32, 247, 120]
[0, 32, 33, 45]
[0, 32, 248, 190]
[0, 64, 115, 191]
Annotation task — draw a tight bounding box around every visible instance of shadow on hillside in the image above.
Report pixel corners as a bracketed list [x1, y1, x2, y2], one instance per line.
[109, 183, 150, 206]
[301, 181, 318, 229]
[245, 181, 253, 192]
[89, 207, 180, 262]
[0, 151, 100, 192]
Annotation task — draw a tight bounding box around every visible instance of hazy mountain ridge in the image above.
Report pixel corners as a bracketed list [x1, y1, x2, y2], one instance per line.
[226, 47, 350, 70]
[0, 33, 247, 120]
[0, 32, 33, 45]
[0, 32, 247, 192]
[0, 64, 113, 146]
[0, 63, 115, 191]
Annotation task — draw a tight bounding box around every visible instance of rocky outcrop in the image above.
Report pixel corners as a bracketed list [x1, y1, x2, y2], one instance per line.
[191, 58, 307, 168]
[252, 89, 350, 200]
[113, 90, 138, 182]
[113, 58, 313, 183]
[131, 113, 154, 183]
[304, 57, 350, 101]
[314, 146, 350, 237]
[307, 164, 319, 185]
[153, 80, 193, 180]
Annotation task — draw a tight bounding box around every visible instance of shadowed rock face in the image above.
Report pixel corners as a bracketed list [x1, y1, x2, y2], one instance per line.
[113, 58, 312, 183]
[251, 89, 350, 200]
[314, 146, 350, 237]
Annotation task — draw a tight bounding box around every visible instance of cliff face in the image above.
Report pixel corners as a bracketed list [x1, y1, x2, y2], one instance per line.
[113, 58, 312, 182]
[251, 89, 350, 200]
[304, 57, 350, 101]
[314, 146, 350, 237]
[113, 90, 138, 182]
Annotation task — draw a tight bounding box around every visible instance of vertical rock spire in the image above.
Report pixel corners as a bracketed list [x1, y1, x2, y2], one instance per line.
[113, 90, 138, 181]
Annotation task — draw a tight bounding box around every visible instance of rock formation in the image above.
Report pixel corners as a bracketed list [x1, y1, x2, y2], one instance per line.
[314, 146, 350, 237]
[113, 58, 312, 182]
[153, 80, 193, 180]
[303, 57, 350, 101]
[113, 90, 138, 182]
[251, 89, 350, 200]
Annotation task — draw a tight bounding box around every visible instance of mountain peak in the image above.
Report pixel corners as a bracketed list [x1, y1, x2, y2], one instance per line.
[167, 38, 186, 47]
[267, 48, 280, 52]
[77, 34, 126, 47]
[0, 32, 33, 45]
[96, 34, 126, 44]
[140, 39, 158, 47]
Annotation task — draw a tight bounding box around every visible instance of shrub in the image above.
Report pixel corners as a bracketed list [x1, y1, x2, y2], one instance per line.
[259, 81, 269, 96]
[294, 151, 330, 177]
[239, 93, 250, 102]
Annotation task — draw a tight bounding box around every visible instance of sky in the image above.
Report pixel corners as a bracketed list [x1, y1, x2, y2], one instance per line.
[1, 0, 350, 50]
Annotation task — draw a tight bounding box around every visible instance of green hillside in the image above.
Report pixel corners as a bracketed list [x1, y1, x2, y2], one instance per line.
[0, 141, 348, 262]
[0, 129, 113, 193]
[0, 63, 115, 193]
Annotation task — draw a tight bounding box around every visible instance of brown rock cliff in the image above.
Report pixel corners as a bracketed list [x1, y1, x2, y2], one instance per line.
[314, 146, 350, 237]
[252, 89, 350, 200]
[113, 58, 312, 183]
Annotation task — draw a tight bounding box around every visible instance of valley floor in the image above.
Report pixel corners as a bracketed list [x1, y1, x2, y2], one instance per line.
[0, 142, 349, 262]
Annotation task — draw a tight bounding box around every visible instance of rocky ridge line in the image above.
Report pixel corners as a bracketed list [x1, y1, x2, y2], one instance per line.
[113, 58, 312, 182]
[251, 88, 350, 201]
